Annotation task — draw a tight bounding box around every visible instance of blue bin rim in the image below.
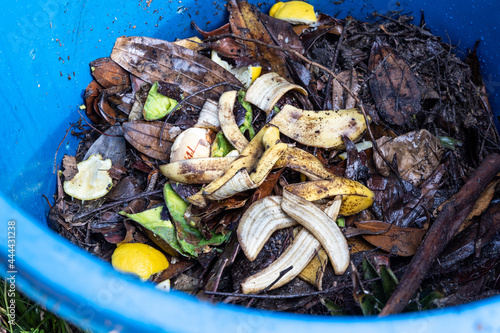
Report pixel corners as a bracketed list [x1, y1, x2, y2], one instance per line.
[3, 193, 500, 333]
[1, 0, 500, 331]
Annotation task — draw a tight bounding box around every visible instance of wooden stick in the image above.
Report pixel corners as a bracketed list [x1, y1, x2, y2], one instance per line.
[380, 153, 500, 315]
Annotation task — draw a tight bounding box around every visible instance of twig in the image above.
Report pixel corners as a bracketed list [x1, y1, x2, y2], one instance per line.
[204, 273, 387, 299]
[53, 123, 75, 174]
[323, 20, 350, 109]
[380, 154, 500, 315]
[71, 189, 162, 222]
[76, 108, 121, 137]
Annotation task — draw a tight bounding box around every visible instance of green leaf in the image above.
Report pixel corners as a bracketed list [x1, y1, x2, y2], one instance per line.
[438, 136, 463, 150]
[211, 132, 234, 157]
[164, 183, 229, 257]
[237, 90, 255, 139]
[119, 205, 186, 256]
[379, 265, 399, 301]
[362, 257, 386, 303]
[322, 299, 345, 316]
[419, 289, 444, 310]
[143, 81, 178, 120]
[358, 293, 381, 316]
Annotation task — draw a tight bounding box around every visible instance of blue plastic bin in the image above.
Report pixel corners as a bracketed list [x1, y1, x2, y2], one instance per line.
[1, 1, 500, 332]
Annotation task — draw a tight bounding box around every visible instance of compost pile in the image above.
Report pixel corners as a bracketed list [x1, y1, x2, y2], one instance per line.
[49, 0, 500, 316]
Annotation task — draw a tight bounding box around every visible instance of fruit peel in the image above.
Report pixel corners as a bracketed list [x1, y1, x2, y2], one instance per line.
[63, 154, 113, 201]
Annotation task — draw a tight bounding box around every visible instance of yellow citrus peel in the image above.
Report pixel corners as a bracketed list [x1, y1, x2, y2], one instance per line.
[111, 243, 169, 281]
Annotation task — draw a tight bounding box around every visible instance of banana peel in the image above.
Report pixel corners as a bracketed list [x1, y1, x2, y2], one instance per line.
[274, 146, 336, 180]
[187, 125, 284, 206]
[270, 105, 367, 149]
[241, 196, 344, 293]
[244, 72, 307, 114]
[284, 178, 374, 216]
[219, 90, 249, 153]
[159, 156, 236, 184]
[281, 190, 348, 275]
[237, 196, 297, 261]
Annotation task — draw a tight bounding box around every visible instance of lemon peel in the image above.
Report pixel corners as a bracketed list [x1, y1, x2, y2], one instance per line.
[111, 243, 169, 281]
[269, 1, 317, 25]
[211, 51, 261, 88]
[63, 154, 113, 201]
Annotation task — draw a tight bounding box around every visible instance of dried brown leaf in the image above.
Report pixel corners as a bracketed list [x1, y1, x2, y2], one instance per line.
[84, 80, 103, 124]
[192, 21, 249, 58]
[373, 129, 444, 186]
[122, 121, 182, 161]
[111, 36, 243, 109]
[90, 57, 131, 88]
[332, 68, 359, 110]
[368, 41, 422, 126]
[454, 178, 500, 234]
[228, 0, 291, 80]
[62, 155, 78, 181]
[354, 221, 428, 257]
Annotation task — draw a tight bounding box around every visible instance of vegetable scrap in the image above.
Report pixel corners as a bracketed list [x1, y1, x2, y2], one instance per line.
[49, 0, 500, 316]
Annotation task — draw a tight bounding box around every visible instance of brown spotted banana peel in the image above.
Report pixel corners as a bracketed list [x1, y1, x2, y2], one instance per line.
[285, 178, 374, 216]
[237, 196, 297, 261]
[218, 91, 249, 153]
[244, 72, 307, 114]
[281, 190, 349, 275]
[159, 156, 236, 184]
[240, 197, 343, 294]
[207, 142, 288, 201]
[274, 146, 336, 180]
[270, 105, 367, 149]
[187, 125, 283, 206]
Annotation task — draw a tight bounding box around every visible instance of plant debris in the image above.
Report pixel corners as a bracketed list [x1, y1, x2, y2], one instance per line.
[49, 0, 500, 317]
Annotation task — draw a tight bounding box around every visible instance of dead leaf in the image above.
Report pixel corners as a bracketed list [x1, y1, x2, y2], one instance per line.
[111, 36, 243, 109]
[298, 13, 343, 52]
[62, 155, 78, 181]
[228, 0, 291, 80]
[107, 176, 144, 201]
[257, 10, 304, 55]
[192, 21, 250, 58]
[400, 163, 447, 228]
[332, 68, 360, 110]
[83, 126, 126, 165]
[90, 57, 131, 88]
[84, 80, 103, 124]
[153, 258, 195, 282]
[347, 237, 375, 254]
[97, 93, 127, 125]
[453, 178, 500, 234]
[368, 41, 422, 126]
[122, 121, 182, 161]
[373, 129, 444, 186]
[355, 221, 428, 256]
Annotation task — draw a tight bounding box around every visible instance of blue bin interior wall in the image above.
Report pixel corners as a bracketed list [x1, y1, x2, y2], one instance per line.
[0, 1, 499, 332]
